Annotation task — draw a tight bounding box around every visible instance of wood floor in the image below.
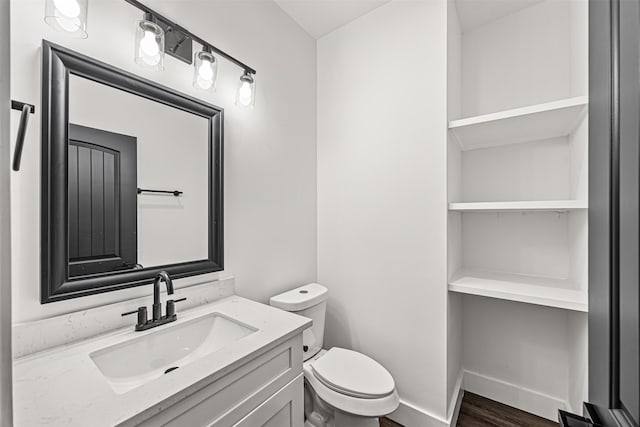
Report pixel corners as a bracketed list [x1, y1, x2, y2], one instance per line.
[380, 392, 559, 427]
[380, 416, 403, 427]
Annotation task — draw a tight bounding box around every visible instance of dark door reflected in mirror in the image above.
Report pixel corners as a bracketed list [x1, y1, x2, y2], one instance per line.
[68, 124, 137, 277]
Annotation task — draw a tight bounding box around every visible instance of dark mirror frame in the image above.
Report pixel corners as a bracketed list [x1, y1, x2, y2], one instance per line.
[41, 40, 224, 304]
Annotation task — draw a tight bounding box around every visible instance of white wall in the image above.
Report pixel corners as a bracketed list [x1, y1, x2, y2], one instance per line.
[318, 0, 449, 423]
[462, 212, 571, 278]
[10, 0, 317, 322]
[462, 296, 579, 419]
[567, 311, 588, 413]
[569, 0, 588, 98]
[446, 0, 464, 418]
[461, 0, 574, 117]
[0, 0, 13, 423]
[461, 138, 572, 202]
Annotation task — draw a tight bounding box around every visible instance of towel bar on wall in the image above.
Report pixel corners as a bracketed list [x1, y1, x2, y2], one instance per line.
[11, 100, 35, 172]
[137, 188, 183, 197]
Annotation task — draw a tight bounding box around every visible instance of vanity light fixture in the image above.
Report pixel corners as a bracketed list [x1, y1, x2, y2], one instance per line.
[134, 12, 165, 71]
[124, 0, 257, 106]
[236, 71, 256, 109]
[193, 47, 218, 92]
[44, 0, 88, 38]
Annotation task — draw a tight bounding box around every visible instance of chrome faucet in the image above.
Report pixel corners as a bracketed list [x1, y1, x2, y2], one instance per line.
[122, 271, 186, 331]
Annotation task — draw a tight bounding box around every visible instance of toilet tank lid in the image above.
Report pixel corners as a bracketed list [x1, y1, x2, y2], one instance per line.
[269, 283, 328, 311]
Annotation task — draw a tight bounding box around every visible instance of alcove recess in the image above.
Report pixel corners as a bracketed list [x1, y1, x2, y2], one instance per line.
[447, 0, 588, 420]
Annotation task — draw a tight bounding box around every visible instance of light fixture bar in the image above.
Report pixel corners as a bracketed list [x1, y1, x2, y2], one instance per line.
[123, 0, 257, 75]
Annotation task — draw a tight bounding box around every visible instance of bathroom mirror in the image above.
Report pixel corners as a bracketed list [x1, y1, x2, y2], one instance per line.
[41, 41, 223, 303]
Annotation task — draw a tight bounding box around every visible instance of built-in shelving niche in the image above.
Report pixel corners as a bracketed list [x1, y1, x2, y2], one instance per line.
[446, 0, 588, 421]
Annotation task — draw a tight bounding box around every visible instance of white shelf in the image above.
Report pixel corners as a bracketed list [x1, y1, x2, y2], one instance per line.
[448, 200, 587, 212]
[449, 96, 588, 151]
[448, 269, 588, 312]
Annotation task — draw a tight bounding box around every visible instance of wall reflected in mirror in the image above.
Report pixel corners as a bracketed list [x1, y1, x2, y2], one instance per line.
[67, 75, 209, 278]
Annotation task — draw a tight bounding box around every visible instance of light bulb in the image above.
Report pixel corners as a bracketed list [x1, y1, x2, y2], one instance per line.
[45, 0, 87, 38]
[196, 75, 213, 90]
[193, 51, 217, 91]
[238, 81, 253, 106]
[54, 9, 81, 32]
[235, 72, 255, 108]
[196, 62, 214, 89]
[134, 19, 164, 70]
[198, 61, 214, 81]
[140, 30, 159, 57]
[141, 53, 160, 66]
[53, 0, 80, 18]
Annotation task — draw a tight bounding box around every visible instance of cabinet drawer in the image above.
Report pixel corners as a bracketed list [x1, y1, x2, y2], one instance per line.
[234, 374, 303, 427]
[132, 335, 303, 427]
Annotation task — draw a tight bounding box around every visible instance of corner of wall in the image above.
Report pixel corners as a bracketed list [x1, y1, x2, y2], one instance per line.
[0, 0, 13, 423]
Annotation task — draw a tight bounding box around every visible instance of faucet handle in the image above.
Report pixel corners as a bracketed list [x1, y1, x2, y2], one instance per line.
[165, 297, 186, 317]
[166, 300, 175, 317]
[122, 307, 148, 326]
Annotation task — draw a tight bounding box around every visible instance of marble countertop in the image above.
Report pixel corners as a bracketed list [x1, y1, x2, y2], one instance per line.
[13, 296, 311, 427]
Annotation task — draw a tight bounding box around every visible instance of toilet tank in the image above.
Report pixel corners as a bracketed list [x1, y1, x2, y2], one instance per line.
[270, 283, 328, 361]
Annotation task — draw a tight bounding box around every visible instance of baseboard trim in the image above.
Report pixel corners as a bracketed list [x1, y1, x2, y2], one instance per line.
[387, 371, 464, 427]
[388, 399, 449, 427]
[448, 370, 465, 426]
[462, 370, 568, 421]
[384, 370, 567, 425]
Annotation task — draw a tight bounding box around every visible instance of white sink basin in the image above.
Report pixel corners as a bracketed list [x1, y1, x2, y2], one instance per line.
[90, 313, 257, 394]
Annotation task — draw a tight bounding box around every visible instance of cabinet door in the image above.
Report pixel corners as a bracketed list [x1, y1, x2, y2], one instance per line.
[234, 374, 303, 427]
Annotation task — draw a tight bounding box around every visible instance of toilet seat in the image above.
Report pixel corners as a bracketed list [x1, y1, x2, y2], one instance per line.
[310, 348, 395, 399]
[303, 348, 400, 417]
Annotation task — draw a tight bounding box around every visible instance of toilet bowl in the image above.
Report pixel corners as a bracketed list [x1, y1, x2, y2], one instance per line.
[270, 284, 399, 427]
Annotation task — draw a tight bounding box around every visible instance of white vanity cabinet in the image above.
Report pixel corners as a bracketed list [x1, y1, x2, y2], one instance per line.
[14, 296, 311, 427]
[131, 335, 304, 427]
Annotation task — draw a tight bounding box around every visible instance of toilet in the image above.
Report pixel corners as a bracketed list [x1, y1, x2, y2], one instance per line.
[270, 283, 399, 427]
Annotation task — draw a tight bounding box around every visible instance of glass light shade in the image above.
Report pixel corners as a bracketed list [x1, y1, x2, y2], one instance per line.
[134, 19, 165, 71]
[44, 0, 88, 38]
[193, 51, 218, 92]
[235, 73, 256, 109]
